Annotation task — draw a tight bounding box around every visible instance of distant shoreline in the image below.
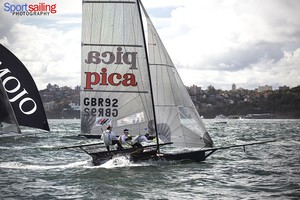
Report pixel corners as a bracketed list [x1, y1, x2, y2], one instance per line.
[46, 110, 80, 119]
[45, 110, 299, 120]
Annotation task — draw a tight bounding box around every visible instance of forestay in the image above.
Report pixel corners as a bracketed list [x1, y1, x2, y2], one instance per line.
[81, 0, 156, 136]
[140, 2, 213, 148]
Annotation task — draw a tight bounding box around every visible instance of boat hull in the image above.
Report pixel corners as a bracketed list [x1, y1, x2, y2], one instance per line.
[88, 148, 138, 166]
[89, 148, 215, 166]
[78, 134, 101, 139]
[159, 150, 207, 162]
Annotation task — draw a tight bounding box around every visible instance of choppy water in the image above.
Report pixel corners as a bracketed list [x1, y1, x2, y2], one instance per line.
[0, 119, 299, 199]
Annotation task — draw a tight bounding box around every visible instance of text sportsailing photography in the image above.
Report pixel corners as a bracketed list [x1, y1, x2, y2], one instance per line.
[3, 2, 57, 16]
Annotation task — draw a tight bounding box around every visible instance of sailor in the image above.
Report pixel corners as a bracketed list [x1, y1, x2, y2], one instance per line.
[118, 129, 132, 146]
[131, 133, 152, 148]
[101, 126, 123, 152]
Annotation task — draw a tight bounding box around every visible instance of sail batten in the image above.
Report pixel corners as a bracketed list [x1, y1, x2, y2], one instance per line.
[84, 89, 149, 94]
[150, 63, 175, 68]
[83, 1, 136, 4]
[83, 43, 143, 47]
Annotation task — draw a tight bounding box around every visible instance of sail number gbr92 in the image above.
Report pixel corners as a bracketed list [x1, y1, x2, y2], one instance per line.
[83, 98, 118, 117]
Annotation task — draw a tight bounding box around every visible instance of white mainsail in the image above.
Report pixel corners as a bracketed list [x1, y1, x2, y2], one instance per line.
[140, 2, 213, 148]
[81, 0, 156, 136]
[81, 0, 213, 149]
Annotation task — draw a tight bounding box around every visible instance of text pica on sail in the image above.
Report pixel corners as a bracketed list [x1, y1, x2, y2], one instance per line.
[84, 47, 138, 89]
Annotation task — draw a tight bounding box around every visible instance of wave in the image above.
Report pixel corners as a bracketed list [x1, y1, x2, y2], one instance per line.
[0, 157, 151, 170]
[0, 160, 91, 170]
[84, 155, 155, 169]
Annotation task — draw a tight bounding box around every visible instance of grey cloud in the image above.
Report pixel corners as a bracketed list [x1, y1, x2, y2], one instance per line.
[206, 42, 287, 71]
[0, 12, 20, 41]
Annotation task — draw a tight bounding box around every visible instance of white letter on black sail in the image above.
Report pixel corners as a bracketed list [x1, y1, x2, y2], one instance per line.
[0, 68, 11, 78]
[9, 88, 27, 102]
[2, 76, 21, 93]
[19, 97, 37, 115]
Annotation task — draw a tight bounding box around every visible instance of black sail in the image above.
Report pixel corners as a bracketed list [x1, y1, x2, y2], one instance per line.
[0, 44, 49, 131]
[0, 78, 17, 123]
[0, 80, 10, 122]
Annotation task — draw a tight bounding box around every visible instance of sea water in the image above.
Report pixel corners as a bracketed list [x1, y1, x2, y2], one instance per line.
[0, 119, 299, 199]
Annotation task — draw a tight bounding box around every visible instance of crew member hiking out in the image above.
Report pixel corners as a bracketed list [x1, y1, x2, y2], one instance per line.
[131, 133, 152, 148]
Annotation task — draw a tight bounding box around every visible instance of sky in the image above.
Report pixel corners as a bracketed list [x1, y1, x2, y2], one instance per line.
[0, 0, 299, 90]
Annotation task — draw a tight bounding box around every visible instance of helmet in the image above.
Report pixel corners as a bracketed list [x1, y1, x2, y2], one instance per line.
[124, 129, 129, 133]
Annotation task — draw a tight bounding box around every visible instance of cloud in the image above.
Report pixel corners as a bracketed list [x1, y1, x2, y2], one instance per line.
[143, 0, 186, 9]
[2, 23, 81, 89]
[0, 1, 21, 40]
[179, 47, 300, 90]
[0, 0, 81, 89]
[144, 0, 300, 88]
[1, 0, 299, 90]
[156, 0, 300, 67]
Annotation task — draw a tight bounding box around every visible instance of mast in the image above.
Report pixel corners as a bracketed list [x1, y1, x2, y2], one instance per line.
[136, 0, 160, 153]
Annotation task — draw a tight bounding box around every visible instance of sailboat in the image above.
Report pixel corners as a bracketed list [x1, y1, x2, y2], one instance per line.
[77, 0, 217, 165]
[0, 44, 50, 134]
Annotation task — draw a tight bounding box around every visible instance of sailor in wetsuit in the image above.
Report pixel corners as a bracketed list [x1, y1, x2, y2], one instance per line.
[101, 126, 123, 152]
[131, 133, 152, 148]
[118, 129, 132, 146]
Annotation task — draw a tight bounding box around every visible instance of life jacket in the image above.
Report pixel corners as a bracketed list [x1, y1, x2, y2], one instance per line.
[119, 134, 132, 146]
